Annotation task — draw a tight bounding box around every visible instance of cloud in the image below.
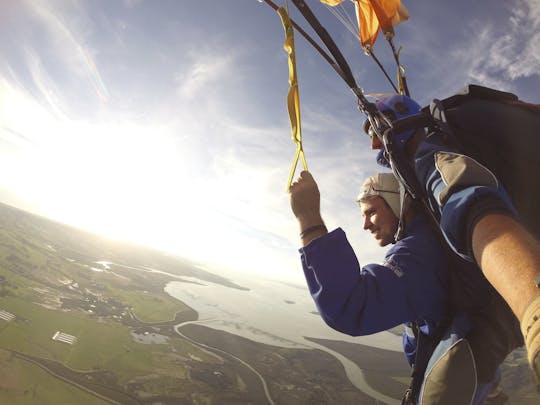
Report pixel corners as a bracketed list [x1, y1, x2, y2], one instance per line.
[176, 52, 235, 99]
[23, 46, 70, 119]
[449, 1, 540, 98]
[482, 0, 540, 81]
[12, 1, 109, 109]
[122, 0, 143, 8]
[0, 77, 62, 149]
[388, 0, 540, 101]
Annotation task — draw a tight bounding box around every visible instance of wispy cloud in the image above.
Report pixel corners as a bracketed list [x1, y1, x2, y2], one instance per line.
[122, 0, 143, 8]
[23, 46, 69, 119]
[480, 0, 540, 81]
[0, 77, 62, 149]
[13, 1, 110, 109]
[414, 0, 540, 99]
[176, 51, 235, 99]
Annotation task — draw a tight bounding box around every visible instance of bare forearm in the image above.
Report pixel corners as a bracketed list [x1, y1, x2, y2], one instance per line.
[472, 214, 540, 319]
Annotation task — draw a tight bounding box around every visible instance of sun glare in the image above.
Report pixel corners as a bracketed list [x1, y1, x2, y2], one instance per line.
[43, 124, 201, 242]
[1, 78, 297, 280]
[0, 84, 202, 253]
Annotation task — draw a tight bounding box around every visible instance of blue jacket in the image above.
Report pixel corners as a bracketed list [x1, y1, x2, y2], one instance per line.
[300, 216, 450, 365]
[414, 132, 516, 260]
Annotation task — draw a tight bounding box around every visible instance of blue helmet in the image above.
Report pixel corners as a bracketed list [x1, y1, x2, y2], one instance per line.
[364, 94, 422, 167]
[376, 94, 422, 122]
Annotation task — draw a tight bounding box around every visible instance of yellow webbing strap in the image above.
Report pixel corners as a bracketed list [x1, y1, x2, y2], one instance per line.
[397, 66, 406, 95]
[395, 47, 407, 95]
[278, 7, 308, 191]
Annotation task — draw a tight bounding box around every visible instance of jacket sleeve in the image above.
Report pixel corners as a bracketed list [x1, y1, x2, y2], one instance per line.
[300, 227, 449, 336]
[414, 132, 516, 260]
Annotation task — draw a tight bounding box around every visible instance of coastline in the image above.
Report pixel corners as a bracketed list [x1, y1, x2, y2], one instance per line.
[165, 276, 404, 404]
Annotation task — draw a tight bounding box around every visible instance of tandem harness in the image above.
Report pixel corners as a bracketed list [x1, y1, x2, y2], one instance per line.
[402, 317, 452, 404]
[382, 84, 540, 241]
[388, 85, 530, 404]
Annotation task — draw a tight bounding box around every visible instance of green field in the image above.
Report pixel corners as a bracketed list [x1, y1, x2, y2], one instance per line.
[0, 349, 105, 405]
[107, 287, 191, 323]
[0, 203, 231, 402]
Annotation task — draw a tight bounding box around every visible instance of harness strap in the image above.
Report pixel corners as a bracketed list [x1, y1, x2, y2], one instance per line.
[403, 317, 452, 404]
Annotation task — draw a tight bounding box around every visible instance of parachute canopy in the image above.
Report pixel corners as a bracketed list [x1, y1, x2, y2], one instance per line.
[321, 0, 409, 50]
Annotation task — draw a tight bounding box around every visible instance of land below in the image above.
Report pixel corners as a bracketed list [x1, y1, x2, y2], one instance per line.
[0, 201, 536, 404]
[0, 202, 396, 404]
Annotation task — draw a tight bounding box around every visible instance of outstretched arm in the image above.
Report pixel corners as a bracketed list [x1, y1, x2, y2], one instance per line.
[413, 132, 540, 388]
[472, 213, 540, 386]
[472, 214, 540, 319]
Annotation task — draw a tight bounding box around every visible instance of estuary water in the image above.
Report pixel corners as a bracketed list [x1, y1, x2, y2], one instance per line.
[165, 271, 402, 405]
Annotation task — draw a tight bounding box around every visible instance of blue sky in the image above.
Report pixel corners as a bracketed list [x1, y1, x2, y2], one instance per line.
[1, 0, 539, 282]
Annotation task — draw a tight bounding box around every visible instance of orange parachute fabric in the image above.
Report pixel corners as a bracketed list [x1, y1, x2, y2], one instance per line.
[321, 0, 409, 50]
[320, 0, 344, 5]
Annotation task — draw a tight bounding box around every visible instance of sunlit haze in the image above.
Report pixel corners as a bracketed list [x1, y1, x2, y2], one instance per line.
[2, 0, 540, 282]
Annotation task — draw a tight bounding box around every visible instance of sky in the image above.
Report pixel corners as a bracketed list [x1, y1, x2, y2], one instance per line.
[1, 0, 540, 283]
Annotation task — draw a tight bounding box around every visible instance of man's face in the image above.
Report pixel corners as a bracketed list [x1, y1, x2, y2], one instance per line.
[366, 125, 384, 150]
[360, 196, 399, 247]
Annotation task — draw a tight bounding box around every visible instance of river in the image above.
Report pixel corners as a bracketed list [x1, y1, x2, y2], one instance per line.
[165, 271, 401, 405]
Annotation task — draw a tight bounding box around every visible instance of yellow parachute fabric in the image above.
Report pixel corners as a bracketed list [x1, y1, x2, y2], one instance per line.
[321, 0, 409, 50]
[277, 7, 308, 191]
